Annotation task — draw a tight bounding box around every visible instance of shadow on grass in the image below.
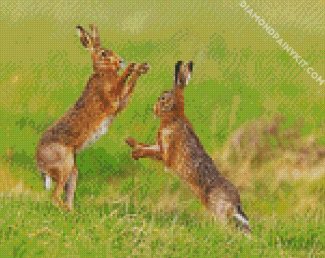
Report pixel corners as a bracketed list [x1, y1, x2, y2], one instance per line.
[6, 150, 35, 171]
[2, 146, 142, 197]
[76, 147, 141, 198]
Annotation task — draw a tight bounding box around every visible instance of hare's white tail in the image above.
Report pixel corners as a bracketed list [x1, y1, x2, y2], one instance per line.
[42, 172, 52, 190]
[233, 205, 251, 234]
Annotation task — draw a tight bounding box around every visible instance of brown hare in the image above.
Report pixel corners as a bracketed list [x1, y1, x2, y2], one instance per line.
[36, 24, 149, 211]
[126, 61, 251, 234]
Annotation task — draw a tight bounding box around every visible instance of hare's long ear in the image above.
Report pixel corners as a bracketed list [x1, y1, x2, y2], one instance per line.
[186, 61, 193, 85]
[188, 61, 193, 73]
[174, 60, 183, 86]
[90, 24, 101, 49]
[76, 25, 94, 50]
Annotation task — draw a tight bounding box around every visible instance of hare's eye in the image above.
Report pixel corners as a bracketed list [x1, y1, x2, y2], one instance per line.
[101, 51, 107, 57]
[161, 96, 165, 101]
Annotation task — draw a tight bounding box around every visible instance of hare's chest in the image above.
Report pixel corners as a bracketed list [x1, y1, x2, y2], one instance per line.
[79, 116, 114, 151]
[160, 128, 174, 155]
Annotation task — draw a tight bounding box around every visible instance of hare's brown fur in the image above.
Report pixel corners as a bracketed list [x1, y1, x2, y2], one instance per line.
[126, 61, 250, 233]
[36, 25, 149, 210]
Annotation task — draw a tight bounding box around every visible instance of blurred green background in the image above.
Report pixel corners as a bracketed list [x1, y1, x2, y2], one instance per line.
[0, 0, 324, 257]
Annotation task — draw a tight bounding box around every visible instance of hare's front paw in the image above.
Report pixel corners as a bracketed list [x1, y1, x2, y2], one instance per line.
[136, 63, 150, 75]
[131, 149, 144, 160]
[125, 137, 137, 148]
[126, 63, 137, 74]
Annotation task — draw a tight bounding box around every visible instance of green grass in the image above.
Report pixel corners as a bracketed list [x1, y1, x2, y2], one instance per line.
[1, 153, 324, 257]
[0, 0, 324, 257]
[0, 197, 323, 258]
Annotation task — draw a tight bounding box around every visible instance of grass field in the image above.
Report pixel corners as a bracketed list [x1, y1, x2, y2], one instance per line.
[0, 0, 324, 257]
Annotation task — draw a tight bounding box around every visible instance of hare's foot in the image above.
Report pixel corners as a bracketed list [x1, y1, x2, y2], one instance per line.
[125, 137, 138, 148]
[52, 197, 72, 212]
[131, 149, 144, 160]
[64, 168, 78, 212]
[52, 174, 72, 211]
[61, 202, 73, 212]
[52, 196, 64, 208]
[136, 63, 150, 75]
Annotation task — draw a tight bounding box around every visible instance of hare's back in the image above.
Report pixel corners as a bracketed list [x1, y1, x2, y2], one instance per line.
[40, 100, 109, 148]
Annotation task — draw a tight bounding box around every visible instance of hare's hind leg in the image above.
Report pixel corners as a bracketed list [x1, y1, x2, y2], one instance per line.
[206, 190, 234, 223]
[37, 143, 74, 210]
[52, 175, 66, 208]
[51, 166, 73, 210]
[209, 198, 231, 224]
[65, 166, 78, 210]
[210, 198, 251, 235]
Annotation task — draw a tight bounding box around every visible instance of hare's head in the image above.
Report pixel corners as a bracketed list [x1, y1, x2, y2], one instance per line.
[154, 60, 194, 118]
[154, 90, 176, 117]
[77, 25, 124, 73]
[174, 60, 193, 87]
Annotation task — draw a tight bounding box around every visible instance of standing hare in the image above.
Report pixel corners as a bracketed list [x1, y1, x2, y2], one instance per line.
[126, 61, 251, 234]
[36, 24, 149, 210]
